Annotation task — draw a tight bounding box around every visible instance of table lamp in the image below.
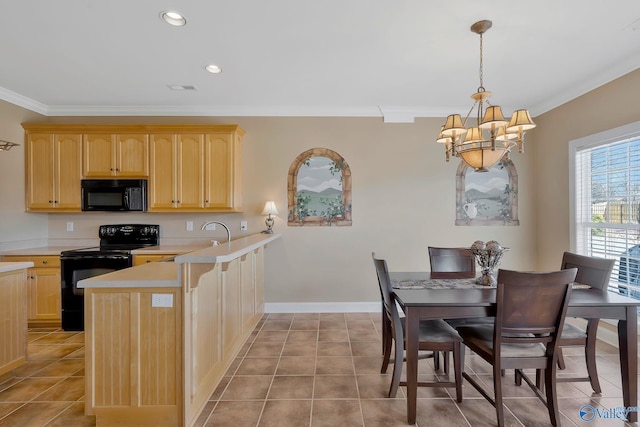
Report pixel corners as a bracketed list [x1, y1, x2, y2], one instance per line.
[261, 201, 278, 234]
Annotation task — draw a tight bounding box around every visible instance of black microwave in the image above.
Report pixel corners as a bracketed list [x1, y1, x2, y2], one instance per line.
[81, 179, 147, 212]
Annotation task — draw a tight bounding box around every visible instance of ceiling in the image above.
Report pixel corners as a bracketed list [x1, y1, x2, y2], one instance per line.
[1, 0, 639, 122]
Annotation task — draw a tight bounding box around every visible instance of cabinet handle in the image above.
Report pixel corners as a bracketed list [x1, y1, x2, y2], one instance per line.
[205, 200, 209, 203]
[42, 260, 48, 264]
[49, 200, 53, 203]
[171, 200, 175, 203]
[116, 168, 120, 171]
[177, 200, 180, 203]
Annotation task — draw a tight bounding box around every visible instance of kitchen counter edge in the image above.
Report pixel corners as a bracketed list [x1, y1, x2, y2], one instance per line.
[0, 262, 35, 273]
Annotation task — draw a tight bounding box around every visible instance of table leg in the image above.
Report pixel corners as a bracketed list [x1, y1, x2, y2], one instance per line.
[618, 306, 638, 423]
[405, 308, 419, 424]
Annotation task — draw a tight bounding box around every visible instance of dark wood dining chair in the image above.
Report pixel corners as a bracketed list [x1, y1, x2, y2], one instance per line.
[556, 251, 615, 393]
[457, 268, 577, 427]
[372, 253, 463, 400]
[428, 247, 476, 279]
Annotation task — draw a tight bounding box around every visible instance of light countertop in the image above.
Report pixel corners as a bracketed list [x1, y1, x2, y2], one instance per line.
[0, 246, 88, 256]
[174, 233, 281, 264]
[78, 233, 280, 288]
[78, 262, 180, 288]
[0, 262, 35, 273]
[131, 244, 210, 255]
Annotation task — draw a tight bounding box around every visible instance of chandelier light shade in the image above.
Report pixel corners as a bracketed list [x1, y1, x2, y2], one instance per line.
[436, 20, 535, 172]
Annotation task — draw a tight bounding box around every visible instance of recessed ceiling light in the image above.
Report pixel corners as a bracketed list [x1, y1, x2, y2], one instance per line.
[160, 11, 186, 27]
[205, 65, 222, 74]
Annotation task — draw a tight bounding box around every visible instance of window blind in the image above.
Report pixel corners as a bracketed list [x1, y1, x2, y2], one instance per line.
[574, 136, 640, 298]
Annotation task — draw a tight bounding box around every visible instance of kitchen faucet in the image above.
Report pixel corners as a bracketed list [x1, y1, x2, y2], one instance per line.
[201, 221, 231, 245]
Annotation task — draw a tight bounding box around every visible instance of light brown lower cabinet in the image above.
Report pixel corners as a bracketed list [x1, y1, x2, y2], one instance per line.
[85, 246, 265, 426]
[133, 254, 178, 266]
[0, 269, 28, 380]
[1, 256, 61, 327]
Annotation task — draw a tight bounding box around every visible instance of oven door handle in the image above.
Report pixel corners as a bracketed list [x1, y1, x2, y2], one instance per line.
[61, 254, 131, 261]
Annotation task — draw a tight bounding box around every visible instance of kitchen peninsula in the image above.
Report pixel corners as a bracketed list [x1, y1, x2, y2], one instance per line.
[78, 233, 280, 427]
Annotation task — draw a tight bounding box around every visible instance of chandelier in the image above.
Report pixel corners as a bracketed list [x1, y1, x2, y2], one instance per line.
[436, 20, 535, 172]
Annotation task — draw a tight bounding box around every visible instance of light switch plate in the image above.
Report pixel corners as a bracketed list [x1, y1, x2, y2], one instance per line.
[186, 221, 193, 231]
[152, 294, 173, 308]
[66, 222, 74, 232]
[240, 221, 248, 231]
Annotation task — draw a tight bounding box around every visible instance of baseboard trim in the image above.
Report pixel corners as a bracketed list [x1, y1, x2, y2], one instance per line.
[265, 302, 380, 313]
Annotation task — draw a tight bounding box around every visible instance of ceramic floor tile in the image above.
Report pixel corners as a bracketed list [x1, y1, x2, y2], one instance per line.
[315, 356, 354, 375]
[276, 357, 316, 376]
[318, 329, 349, 342]
[0, 402, 71, 427]
[255, 331, 289, 342]
[205, 401, 264, 427]
[220, 376, 273, 400]
[316, 341, 352, 356]
[258, 399, 312, 427]
[236, 358, 279, 376]
[267, 376, 314, 399]
[1, 315, 629, 427]
[0, 378, 62, 402]
[32, 377, 85, 402]
[44, 401, 95, 427]
[282, 341, 317, 357]
[311, 399, 364, 427]
[313, 375, 359, 399]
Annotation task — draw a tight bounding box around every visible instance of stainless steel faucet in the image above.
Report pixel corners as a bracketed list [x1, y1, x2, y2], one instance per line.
[201, 221, 231, 244]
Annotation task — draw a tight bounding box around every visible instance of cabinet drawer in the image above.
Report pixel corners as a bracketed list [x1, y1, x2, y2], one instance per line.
[31, 256, 61, 268]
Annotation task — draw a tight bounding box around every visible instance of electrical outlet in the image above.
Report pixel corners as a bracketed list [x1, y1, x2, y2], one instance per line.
[240, 221, 248, 231]
[151, 294, 173, 308]
[186, 221, 193, 231]
[66, 222, 74, 232]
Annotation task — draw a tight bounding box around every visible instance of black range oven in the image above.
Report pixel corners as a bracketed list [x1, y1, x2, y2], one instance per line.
[60, 224, 159, 331]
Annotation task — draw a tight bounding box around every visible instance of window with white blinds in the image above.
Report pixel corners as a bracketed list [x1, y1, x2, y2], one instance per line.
[571, 121, 640, 299]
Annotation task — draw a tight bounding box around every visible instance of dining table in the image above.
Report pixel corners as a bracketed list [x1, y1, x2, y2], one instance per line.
[390, 271, 640, 424]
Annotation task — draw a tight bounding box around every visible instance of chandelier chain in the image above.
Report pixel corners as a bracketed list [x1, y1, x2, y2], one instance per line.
[479, 32, 484, 90]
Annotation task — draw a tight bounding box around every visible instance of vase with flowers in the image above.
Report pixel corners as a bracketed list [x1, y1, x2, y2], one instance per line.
[470, 240, 509, 286]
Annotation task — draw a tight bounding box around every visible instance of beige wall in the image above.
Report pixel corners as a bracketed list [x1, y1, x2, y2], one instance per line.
[6, 65, 639, 304]
[0, 100, 47, 250]
[532, 68, 640, 271]
[5, 115, 538, 305]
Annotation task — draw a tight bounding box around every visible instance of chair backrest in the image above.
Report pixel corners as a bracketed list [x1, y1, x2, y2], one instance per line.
[372, 253, 402, 321]
[561, 251, 615, 293]
[494, 268, 576, 352]
[428, 247, 476, 279]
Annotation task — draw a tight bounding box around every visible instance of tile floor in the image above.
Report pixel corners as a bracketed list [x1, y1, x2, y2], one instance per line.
[0, 313, 636, 426]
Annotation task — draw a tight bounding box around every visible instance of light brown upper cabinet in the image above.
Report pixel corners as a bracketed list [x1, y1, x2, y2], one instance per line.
[83, 133, 149, 177]
[25, 131, 82, 212]
[149, 133, 204, 211]
[22, 124, 243, 213]
[148, 126, 243, 212]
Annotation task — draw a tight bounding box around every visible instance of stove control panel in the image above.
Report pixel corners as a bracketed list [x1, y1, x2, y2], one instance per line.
[99, 224, 160, 246]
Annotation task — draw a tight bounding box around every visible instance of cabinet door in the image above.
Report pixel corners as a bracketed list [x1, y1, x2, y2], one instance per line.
[55, 134, 82, 210]
[176, 134, 204, 210]
[204, 133, 233, 209]
[116, 134, 149, 177]
[83, 134, 115, 177]
[26, 133, 55, 209]
[149, 134, 177, 210]
[28, 267, 61, 322]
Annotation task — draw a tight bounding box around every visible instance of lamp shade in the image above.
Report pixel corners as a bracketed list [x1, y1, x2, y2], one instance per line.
[441, 114, 467, 137]
[506, 109, 536, 132]
[479, 105, 508, 130]
[261, 201, 279, 216]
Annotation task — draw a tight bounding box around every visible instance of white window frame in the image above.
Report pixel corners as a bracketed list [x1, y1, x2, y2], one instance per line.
[569, 120, 640, 289]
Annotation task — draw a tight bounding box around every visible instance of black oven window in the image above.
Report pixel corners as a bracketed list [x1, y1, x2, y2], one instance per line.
[88, 192, 122, 206]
